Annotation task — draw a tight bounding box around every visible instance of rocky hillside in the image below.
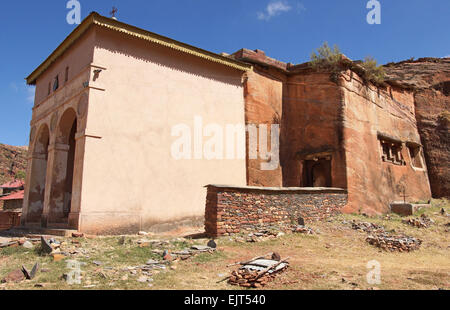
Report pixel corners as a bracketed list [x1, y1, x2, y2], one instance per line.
[385, 58, 450, 198]
[0, 143, 28, 185]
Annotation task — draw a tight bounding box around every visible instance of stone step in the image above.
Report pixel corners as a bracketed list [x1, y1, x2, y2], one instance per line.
[6, 226, 78, 237]
[390, 202, 430, 216]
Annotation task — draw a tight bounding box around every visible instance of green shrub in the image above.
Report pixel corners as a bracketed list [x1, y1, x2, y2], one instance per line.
[310, 42, 342, 70]
[15, 170, 26, 180]
[360, 56, 386, 84]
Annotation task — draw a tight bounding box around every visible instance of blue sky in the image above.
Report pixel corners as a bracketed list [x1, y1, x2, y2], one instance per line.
[0, 0, 449, 146]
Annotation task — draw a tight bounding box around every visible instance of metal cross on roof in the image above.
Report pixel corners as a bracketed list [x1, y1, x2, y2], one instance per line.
[110, 7, 118, 18]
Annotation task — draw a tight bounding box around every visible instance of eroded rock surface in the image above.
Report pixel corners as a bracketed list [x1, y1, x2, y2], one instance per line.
[385, 58, 450, 198]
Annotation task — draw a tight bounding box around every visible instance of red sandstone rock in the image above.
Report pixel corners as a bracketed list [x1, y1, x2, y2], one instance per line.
[385, 58, 450, 198]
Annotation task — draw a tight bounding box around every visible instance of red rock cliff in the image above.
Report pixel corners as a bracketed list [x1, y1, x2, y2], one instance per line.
[385, 58, 450, 198]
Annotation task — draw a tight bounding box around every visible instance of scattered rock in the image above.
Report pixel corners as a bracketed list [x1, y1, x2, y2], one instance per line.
[138, 231, 148, 236]
[40, 236, 53, 254]
[271, 252, 281, 261]
[146, 259, 160, 265]
[72, 232, 84, 238]
[298, 217, 305, 226]
[402, 214, 434, 228]
[351, 221, 385, 234]
[52, 253, 67, 262]
[22, 241, 34, 249]
[366, 234, 422, 252]
[118, 236, 126, 245]
[22, 263, 39, 280]
[92, 261, 103, 266]
[293, 225, 315, 235]
[239, 230, 281, 243]
[1, 269, 25, 283]
[207, 240, 217, 249]
[163, 253, 174, 261]
[137, 276, 149, 283]
[0, 241, 18, 248]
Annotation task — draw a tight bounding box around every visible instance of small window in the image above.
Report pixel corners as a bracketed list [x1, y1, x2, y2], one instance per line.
[48, 82, 51, 95]
[53, 75, 59, 91]
[379, 139, 405, 166]
[407, 144, 424, 168]
[65, 67, 69, 82]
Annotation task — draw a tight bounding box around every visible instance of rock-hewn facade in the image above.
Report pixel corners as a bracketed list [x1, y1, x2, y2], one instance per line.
[232, 50, 432, 215]
[385, 58, 450, 199]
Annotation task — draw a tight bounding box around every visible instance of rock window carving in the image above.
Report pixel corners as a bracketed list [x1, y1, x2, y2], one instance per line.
[379, 139, 405, 166]
[407, 143, 424, 169]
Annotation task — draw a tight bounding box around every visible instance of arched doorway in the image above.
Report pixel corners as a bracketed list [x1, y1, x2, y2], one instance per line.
[303, 158, 332, 188]
[27, 125, 50, 223]
[49, 109, 77, 224]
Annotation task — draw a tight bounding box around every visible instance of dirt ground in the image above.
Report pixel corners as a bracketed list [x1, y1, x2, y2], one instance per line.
[0, 199, 449, 290]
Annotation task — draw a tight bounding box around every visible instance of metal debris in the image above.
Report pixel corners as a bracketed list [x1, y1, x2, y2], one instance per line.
[227, 253, 290, 288]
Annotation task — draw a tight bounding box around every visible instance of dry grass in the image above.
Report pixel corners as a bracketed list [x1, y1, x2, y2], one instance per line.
[1, 199, 449, 290]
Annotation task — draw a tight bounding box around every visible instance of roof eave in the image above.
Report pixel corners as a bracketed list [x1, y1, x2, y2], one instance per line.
[26, 12, 251, 85]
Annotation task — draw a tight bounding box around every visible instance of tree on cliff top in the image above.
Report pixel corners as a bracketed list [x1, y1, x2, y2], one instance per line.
[310, 42, 342, 70]
[360, 56, 386, 84]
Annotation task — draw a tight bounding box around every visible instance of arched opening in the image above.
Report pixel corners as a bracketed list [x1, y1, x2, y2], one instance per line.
[49, 109, 77, 224]
[27, 125, 50, 223]
[303, 158, 332, 188]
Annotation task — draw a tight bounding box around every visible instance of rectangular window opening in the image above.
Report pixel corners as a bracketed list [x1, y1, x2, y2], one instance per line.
[302, 157, 332, 188]
[53, 75, 59, 91]
[379, 138, 405, 166]
[408, 144, 424, 169]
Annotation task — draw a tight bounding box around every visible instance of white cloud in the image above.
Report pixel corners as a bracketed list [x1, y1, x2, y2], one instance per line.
[257, 1, 293, 21]
[444, 55, 450, 58]
[9, 82, 19, 93]
[26, 87, 35, 104]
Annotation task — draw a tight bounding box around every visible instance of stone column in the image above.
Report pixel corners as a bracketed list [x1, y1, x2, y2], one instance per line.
[68, 132, 86, 230]
[42, 143, 69, 227]
[22, 152, 48, 225]
[21, 154, 34, 226]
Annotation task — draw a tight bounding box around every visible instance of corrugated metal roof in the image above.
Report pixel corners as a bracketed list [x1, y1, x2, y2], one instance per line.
[0, 180, 25, 189]
[0, 190, 24, 201]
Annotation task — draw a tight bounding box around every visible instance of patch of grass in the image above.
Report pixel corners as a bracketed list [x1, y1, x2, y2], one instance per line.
[191, 250, 227, 264]
[1, 200, 449, 290]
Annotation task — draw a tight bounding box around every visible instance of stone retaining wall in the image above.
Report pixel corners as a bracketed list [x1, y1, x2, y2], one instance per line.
[205, 185, 348, 237]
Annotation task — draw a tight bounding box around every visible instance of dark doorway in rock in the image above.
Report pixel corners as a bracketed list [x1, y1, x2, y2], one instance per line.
[303, 159, 332, 187]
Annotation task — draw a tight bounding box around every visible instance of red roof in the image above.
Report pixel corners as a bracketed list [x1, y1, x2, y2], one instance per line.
[0, 180, 25, 189]
[0, 190, 24, 201]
